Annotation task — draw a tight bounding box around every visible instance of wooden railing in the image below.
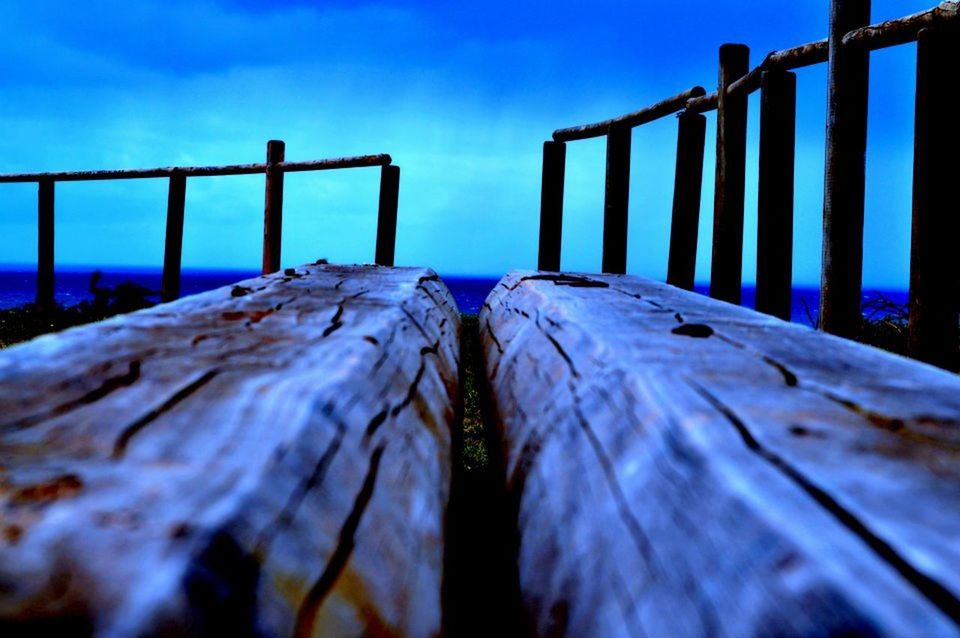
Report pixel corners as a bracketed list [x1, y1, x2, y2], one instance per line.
[0, 140, 400, 308]
[538, 0, 959, 370]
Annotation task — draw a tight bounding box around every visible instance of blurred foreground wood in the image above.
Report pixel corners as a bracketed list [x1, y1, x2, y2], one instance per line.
[0, 264, 459, 637]
[481, 271, 960, 637]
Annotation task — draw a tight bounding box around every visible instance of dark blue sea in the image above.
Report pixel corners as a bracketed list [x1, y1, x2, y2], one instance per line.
[0, 266, 907, 326]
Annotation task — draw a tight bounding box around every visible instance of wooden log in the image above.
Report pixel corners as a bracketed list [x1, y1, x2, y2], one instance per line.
[821, 0, 872, 338]
[553, 87, 706, 143]
[481, 270, 960, 637]
[843, 1, 959, 51]
[161, 172, 187, 303]
[666, 111, 707, 291]
[908, 28, 960, 370]
[755, 70, 797, 320]
[686, 91, 719, 114]
[375, 165, 400, 267]
[727, 39, 829, 97]
[36, 179, 54, 312]
[602, 125, 631, 275]
[710, 44, 750, 304]
[262, 140, 285, 275]
[538, 141, 566, 272]
[0, 156, 393, 184]
[0, 264, 460, 637]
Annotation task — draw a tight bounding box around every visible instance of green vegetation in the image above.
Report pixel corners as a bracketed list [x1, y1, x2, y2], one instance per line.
[459, 313, 490, 472]
[858, 296, 910, 356]
[0, 273, 155, 349]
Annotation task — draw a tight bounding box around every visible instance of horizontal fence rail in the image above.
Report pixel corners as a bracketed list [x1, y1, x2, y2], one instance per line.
[537, 0, 959, 370]
[0, 155, 392, 183]
[552, 87, 706, 142]
[2, 141, 400, 309]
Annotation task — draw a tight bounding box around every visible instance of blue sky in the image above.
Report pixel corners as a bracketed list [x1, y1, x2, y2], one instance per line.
[0, 0, 933, 286]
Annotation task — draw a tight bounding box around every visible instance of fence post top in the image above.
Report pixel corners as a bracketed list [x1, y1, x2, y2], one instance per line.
[720, 43, 750, 54]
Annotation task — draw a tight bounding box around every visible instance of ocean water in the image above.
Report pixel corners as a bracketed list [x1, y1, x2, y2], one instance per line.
[0, 266, 907, 325]
[0, 266, 503, 316]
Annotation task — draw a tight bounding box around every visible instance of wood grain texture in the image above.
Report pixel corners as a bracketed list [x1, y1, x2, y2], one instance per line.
[0, 264, 460, 638]
[481, 271, 960, 638]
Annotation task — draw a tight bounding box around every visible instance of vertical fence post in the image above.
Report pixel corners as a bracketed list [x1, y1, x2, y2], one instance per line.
[602, 124, 631, 274]
[820, 0, 871, 337]
[161, 172, 187, 303]
[667, 111, 707, 291]
[375, 164, 400, 267]
[908, 28, 959, 370]
[710, 43, 750, 304]
[756, 70, 797, 321]
[36, 178, 55, 311]
[262, 139, 285, 275]
[538, 140, 566, 271]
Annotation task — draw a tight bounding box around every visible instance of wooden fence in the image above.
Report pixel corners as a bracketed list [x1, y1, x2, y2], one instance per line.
[0, 140, 400, 308]
[538, 0, 959, 370]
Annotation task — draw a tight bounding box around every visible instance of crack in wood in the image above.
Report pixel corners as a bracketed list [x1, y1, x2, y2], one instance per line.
[517, 274, 610, 290]
[535, 311, 580, 380]
[363, 408, 390, 442]
[255, 408, 347, 556]
[690, 381, 960, 628]
[671, 324, 715, 338]
[322, 305, 345, 338]
[401, 305, 432, 342]
[292, 444, 386, 638]
[2, 361, 142, 431]
[570, 389, 660, 571]
[111, 370, 220, 459]
[714, 331, 957, 448]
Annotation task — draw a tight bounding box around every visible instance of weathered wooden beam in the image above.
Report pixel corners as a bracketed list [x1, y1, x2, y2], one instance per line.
[821, 0, 872, 338]
[0, 264, 459, 637]
[908, 28, 960, 370]
[35, 179, 54, 312]
[843, 1, 959, 51]
[727, 39, 829, 96]
[0, 156, 393, 184]
[755, 70, 797, 320]
[161, 172, 187, 303]
[538, 141, 566, 272]
[602, 125, 631, 274]
[685, 91, 719, 113]
[481, 270, 960, 638]
[262, 140, 285, 275]
[666, 111, 707, 291]
[553, 87, 706, 142]
[375, 165, 400, 267]
[710, 44, 750, 304]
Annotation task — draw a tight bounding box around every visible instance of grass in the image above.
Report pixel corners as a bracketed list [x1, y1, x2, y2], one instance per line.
[459, 313, 490, 473]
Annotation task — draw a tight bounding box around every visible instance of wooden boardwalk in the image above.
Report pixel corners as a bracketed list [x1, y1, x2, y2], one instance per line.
[480, 271, 960, 637]
[0, 264, 460, 637]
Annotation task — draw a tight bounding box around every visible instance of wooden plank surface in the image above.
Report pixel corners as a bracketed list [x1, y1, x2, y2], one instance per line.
[0, 264, 460, 637]
[481, 271, 960, 638]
